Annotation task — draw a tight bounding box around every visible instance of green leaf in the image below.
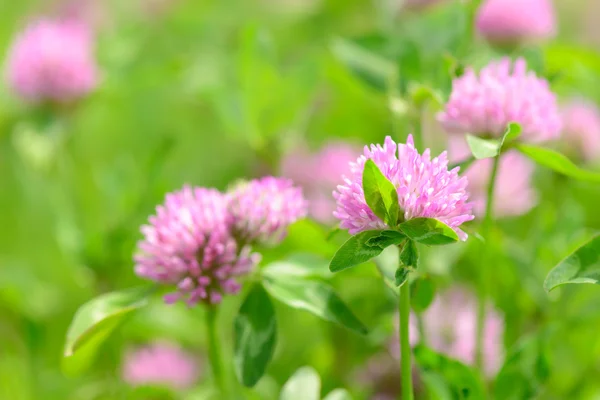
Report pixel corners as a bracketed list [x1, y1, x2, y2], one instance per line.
[413, 345, 485, 400]
[500, 122, 522, 146]
[395, 267, 409, 287]
[494, 334, 549, 400]
[64, 287, 153, 358]
[362, 159, 400, 226]
[544, 235, 600, 292]
[263, 253, 331, 279]
[264, 276, 368, 335]
[329, 231, 387, 273]
[365, 230, 406, 249]
[400, 240, 419, 268]
[411, 277, 435, 312]
[323, 389, 352, 400]
[465, 123, 521, 160]
[234, 284, 277, 387]
[517, 144, 600, 183]
[399, 218, 459, 245]
[466, 135, 501, 159]
[280, 366, 320, 400]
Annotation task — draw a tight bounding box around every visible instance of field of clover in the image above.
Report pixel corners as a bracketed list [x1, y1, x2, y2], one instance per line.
[3, 0, 600, 399]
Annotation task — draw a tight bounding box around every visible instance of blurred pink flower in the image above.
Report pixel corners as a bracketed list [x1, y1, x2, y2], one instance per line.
[476, 0, 556, 45]
[227, 176, 308, 245]
[438, 58, 561, 143]
[448, 137, 538, 218]
[134, 186, 258, 306]
[5, 18, 99, 104]
[333, 135, 474, 239]
[391, 288, 504, 377]
[561, 99, 600, 163]
[123, 342, 199, 390]
[281, 142, 358, 224]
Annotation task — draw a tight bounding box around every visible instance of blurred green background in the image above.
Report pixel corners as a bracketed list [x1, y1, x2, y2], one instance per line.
[2, 0, 600, 399]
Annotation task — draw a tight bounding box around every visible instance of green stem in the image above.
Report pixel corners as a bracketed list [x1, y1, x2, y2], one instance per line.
[206, 306, 228, 397]
[475, 154, 501, 371]
[400, 282, 414, 400]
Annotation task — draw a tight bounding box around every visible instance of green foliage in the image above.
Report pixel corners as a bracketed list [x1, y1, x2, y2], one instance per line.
[517, 144, 600, 183]
[465, 122, 522, 159]
[494, 334, 550, 399]
[362, 159, 400, 226]
[544, 235, 600, 292]
[235, 284, 277, 387]
[411, 276, 436, 312]
[414, 345, 485, 400]
[329, 231, 389, 273]
[280, 367, 321, 400]
[63, 287, 153, 370]
[263, 276, 368, 335]
[398, 218, 459, 245]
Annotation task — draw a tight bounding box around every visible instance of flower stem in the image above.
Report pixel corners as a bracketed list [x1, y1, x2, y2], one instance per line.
[205, 306, 228, 397]
[400, 282, 414, 400]
[475, 154, 501, 371]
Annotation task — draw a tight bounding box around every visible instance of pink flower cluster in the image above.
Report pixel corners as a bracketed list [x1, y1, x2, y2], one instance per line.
[5, 18, 99, 103]
[135, 178, 306, 306]
[333, 135, 474, 240]
[122, 342, 199, 390]
[281, 142, 358, 224]
[228, 177, 308, 244]
[448, 137, 538, 218]
[438, 58, 561, 143]
[476, 0, 556, 45]
[561, 99, 600, 163]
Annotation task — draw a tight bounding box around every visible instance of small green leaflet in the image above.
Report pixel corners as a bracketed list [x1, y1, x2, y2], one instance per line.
[399, 239, 418, 268]
[280, 366, 321, 400]
[329, 231, 388, 273]
[234, 284, 277, 387]
[362, 159, 400, 226]
[517, 144, 600, 183]
[544, 234, 600, 292]
[466, 123, 522, 160]
[263, 276, 368, 335]
[399, 218, 459, 245]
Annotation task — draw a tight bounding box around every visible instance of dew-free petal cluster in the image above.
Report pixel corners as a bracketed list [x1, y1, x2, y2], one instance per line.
[134, 186, 257, 306]
[438, 58, 561, 143]
[5, 18, 99, 103]
[448, 137, 538, 218]
[281, 142, 358, 223]
[228, 176, 308, 245]
[122, 342, 199, 390]
[476, 0, 556, 45]
[561, 99, 600, 163]
[333, 135, 474, 240]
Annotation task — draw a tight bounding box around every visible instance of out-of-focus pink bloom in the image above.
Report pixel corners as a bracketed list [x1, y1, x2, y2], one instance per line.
[134, 186, 258, 306]
[227, 177, 308, 245]
[333, 135, 474, 240]
[122, 342, 199, 390]
[448, 137, 538, 217]
[281, 142, 358, 224]
[391, 288, 504, 377]
[5, 18, 99, 104]
[476, 0, 556, 45]
[438, 58, 561, 143]
[561, 99, 600, 163]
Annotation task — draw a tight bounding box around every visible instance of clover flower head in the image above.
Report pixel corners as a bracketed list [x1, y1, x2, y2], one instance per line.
[333, 135, 474, 240]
